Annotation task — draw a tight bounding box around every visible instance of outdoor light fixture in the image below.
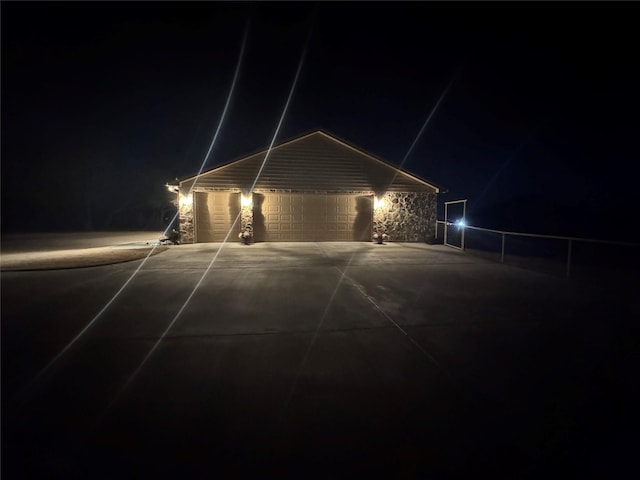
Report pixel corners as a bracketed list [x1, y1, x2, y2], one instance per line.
[374, 196, 387, 210]
[165, 183, 179, 194]
[241, 195, 253, 208]
[456, 218, 466, 228]
[179, 194, 193, 207]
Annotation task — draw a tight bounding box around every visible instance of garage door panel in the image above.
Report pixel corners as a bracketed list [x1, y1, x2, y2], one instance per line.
[255, 193, 372, 242]
[195, 192, 240, 242]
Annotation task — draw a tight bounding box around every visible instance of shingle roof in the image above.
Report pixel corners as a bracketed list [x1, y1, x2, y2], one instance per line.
[180, 130, 440, 194]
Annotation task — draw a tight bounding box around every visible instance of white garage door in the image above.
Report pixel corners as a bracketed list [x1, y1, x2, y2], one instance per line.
[195, 192, 240, 242]
[254, 193, 372, 242]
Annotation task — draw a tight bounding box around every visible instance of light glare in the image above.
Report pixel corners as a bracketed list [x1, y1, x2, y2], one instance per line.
[374, 196, 387, 209]
[179, 194, 193, 207]
[241, 195, 253, 207]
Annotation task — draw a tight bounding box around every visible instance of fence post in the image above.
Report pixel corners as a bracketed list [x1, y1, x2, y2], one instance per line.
[566, 239, 572, 278]
[444, 205, 448, 246]
[501, 233, 505, 263]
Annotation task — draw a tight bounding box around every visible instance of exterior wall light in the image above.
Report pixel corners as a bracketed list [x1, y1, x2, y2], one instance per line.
[241, 195, 253, 208]
[165, 183, 180, 194]
[374, 196, 387, 210]
[179, 194, 193, 207]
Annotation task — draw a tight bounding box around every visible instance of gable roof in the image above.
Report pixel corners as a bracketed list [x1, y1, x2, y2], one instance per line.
[180, 130, 441, 194]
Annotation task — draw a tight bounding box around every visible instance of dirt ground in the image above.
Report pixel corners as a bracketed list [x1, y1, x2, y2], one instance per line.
[1, 232, 167, 271]
[0, 246, 168, 271]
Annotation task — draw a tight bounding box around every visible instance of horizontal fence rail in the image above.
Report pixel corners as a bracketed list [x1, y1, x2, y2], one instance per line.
[435, 220, 640, 278]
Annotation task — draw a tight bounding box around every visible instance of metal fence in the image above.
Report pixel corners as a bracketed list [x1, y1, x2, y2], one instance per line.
[436, 220, 640, 278]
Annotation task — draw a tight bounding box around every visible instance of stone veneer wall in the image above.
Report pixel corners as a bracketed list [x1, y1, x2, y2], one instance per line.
[373, 192, 437, 242]
[178, 192, 195, 244]
[241, 205, 253, 231]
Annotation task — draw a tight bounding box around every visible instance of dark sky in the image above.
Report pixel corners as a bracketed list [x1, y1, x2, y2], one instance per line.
[2, 1, 638, 237]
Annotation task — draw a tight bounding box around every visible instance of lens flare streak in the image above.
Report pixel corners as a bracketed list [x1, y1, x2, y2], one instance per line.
[399, 76, 455, 171]
[340, 268, 464, 392]
[15, 24, 250, 404]
[14, 257, 160, 404]
[384, 66, 460, 192]
[103, 210, 243, 414]
[250, 31, 310, 194]
[162, 22, 249, 239]
[105, 26, 313, 412]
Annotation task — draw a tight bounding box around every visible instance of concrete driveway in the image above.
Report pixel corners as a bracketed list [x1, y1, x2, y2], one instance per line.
[2, 241, 638, 478]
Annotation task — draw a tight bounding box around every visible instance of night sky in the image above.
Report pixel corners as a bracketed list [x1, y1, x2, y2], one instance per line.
[2, 1, 639, 239]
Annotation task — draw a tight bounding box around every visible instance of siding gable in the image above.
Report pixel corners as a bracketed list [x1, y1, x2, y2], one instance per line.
[180, 130, 439, 194]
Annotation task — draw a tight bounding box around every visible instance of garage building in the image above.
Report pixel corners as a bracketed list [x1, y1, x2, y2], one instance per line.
[176, 130, 441, 243]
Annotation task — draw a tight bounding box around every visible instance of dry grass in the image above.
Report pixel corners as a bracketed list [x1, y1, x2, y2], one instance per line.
[0, 246, 168, 271]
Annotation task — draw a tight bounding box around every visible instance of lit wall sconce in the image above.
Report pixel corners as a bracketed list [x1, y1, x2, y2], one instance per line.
[241, 195, 253, 208]
[374, 196, 387, 210]
[179, 194, 193, 207]
[165, 183, 180, 194]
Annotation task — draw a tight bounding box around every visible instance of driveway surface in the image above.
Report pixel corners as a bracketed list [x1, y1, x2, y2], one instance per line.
[2, 241, 638, 478]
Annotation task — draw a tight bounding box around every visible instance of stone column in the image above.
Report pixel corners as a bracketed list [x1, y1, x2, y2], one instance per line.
[373, 192, 437, 242]
[178, 191, 194, 244]
[241, 204, 253, 231]
[241, 206, 253, 230]
[238, 193, 254, 243]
